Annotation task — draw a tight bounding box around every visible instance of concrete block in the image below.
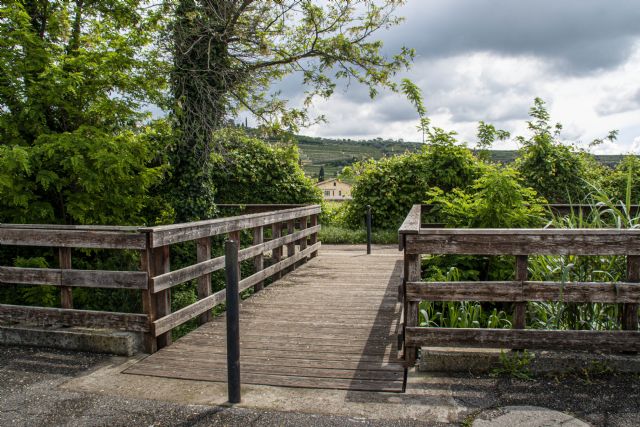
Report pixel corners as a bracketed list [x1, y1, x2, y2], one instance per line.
[0, 323, 144, 356]
[419, 346, 640, 374]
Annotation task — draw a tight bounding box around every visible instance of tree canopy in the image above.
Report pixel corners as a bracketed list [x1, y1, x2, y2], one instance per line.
[167, 0, 413, 220]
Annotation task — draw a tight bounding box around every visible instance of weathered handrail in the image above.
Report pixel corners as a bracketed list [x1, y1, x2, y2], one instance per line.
[0, 204, 321, 354]
[398, 204, 640, 367]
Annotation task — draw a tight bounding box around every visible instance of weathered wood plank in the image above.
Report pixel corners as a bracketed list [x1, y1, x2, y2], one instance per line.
[398, 204, 422, 250]
[0, 267, 147, 289]
[0, 304, 148, 332]
[154, 245, 171, 348]
[239, 243, 320, 292]
[252, 226, 264, 292]
[0, 228, 147, 249]
[405, 327, 640, 352]
[513, 255, 528, 329]
[405, 281, 640, 303]
[153, 288, 227, 336]
[143, 205, 320, 247]
[58, 247, 73, 309]
[406, 230, 640, 255]
[196, 237, 212, 325]
[623, 255, 640, 330]
[152, 255, 225, 293]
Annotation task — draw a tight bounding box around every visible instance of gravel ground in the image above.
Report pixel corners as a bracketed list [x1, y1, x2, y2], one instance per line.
[1, 344, 639, 426]
[0, 345, 438, 427]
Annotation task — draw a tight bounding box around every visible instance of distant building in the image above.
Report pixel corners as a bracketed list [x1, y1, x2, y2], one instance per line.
[315, 179, 352, 201]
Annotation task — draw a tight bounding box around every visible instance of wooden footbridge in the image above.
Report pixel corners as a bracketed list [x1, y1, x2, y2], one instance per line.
[2, 203, 640, 397]
[125, 245, 406, 392]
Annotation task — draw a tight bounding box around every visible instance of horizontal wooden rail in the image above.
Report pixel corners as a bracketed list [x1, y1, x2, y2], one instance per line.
[0, 227, 147, 249]
[0, 304, 149, 332]
[142, 205, 321, 247]
[151, 225, 320, 293]
[153, 242, 321, 336]
[405, 229, 640, 255]
[405, 327, 640, 352]
[0, 267, 147, 290]
[406, 281, 640, 303]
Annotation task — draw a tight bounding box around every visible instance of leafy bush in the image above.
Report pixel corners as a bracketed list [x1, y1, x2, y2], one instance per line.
[344, 133, 479, 228]
[427, 166, 547, 228]
[514, 98, 607, 203]
[210, 129, 322, 204]
[602, 155, 640, 204]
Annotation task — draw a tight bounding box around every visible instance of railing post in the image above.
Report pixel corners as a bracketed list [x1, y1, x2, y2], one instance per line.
[225, 239, 241, 404]
[271, 224, 282, 280]
[58, 247, 73, 309]
[286, 219, 296, 273]
[366, 205, 372, 255]
[295, 216, 308, 269]
[197, 237, 212, 325]
[623, 255, 640, 331]
[154, 245, 172, 349]
[513, 255, 528, 330]
[140, 242, 158, 354]
[309, 214, 319, 259]
[404, 252, 421, 367]
[252, 226, 264, 292]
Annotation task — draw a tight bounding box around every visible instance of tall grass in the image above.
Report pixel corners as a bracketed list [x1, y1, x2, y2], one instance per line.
[419, 178, 640, 331]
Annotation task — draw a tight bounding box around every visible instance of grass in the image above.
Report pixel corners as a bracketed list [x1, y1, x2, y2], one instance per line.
[318, 225, 397, 244]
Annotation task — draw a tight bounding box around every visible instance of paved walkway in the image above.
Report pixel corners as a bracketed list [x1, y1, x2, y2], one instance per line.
[125, 245, 406, 392]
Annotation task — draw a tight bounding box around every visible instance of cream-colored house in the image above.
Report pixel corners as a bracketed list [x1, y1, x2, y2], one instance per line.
[316, 179, 352, 201]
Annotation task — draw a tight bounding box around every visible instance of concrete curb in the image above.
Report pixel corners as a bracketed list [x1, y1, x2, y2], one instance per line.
[0, 324, 143, 356]
[419, 347, 640, 374]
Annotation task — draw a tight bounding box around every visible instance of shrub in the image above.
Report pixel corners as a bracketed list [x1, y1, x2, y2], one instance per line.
[514, 98, 607, 203]
[210, 129, 322, 204]
[344, 132, 480, 228]
[427, 165, 547, 228]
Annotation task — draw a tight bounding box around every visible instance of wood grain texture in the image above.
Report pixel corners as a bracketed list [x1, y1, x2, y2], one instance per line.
[0, 228, 147, 249]
[0, 267, 147, 289]
[0, 304, 149, 332]
[143, 205, 321, 247]
[405, 327, 640, 352]
[406, 230, 640, 256]
[405, 281, 640, 303]
[125, 245, 405, 392]
[398, 204, 422, 250]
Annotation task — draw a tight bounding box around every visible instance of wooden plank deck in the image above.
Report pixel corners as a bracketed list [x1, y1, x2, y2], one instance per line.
[124, 245, 406, 392]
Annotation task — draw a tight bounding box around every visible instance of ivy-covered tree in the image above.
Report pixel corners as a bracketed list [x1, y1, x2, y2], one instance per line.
[167, 0, 414, 220]
[0, 0, 171, 225]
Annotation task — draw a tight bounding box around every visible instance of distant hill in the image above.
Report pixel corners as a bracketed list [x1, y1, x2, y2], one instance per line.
[292, 135, 629, 179]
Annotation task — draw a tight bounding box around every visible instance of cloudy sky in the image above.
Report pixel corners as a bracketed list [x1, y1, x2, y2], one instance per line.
[284, 0, 640, 153]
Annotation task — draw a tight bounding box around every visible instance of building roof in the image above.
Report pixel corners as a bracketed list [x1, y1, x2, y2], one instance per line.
[314, 178, 351, 187]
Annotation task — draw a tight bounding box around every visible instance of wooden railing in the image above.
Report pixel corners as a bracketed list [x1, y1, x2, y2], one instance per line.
[398, 204, 640, 367]
[0, 205, 321, 353]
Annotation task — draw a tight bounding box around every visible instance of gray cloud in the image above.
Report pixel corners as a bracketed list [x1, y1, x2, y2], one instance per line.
[385, 0, 640, 74]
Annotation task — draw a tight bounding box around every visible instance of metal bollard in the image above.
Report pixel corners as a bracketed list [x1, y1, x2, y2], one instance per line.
[366, 205, 372, 255]
[225, 239, 241, 404]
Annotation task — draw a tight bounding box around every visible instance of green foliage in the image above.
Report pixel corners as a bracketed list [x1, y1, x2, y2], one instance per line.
[603, 155, 640, 204]
[514, 98, 609, 203]
[476, 121, 510, 161]
[427, 166, 547, 228]
[210, 129, 322, 204]
[0, 0, 171, 225]
[491, 350, 533, 380]
[344, 137, 479, 228]
[0, 123, 172, 225]
[318, 225, 397, 244]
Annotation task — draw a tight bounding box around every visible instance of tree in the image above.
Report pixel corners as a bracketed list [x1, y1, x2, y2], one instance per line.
[318, 165, 325, 182]
[0, 0, 170, 225]
[167, 0, 414, 220]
